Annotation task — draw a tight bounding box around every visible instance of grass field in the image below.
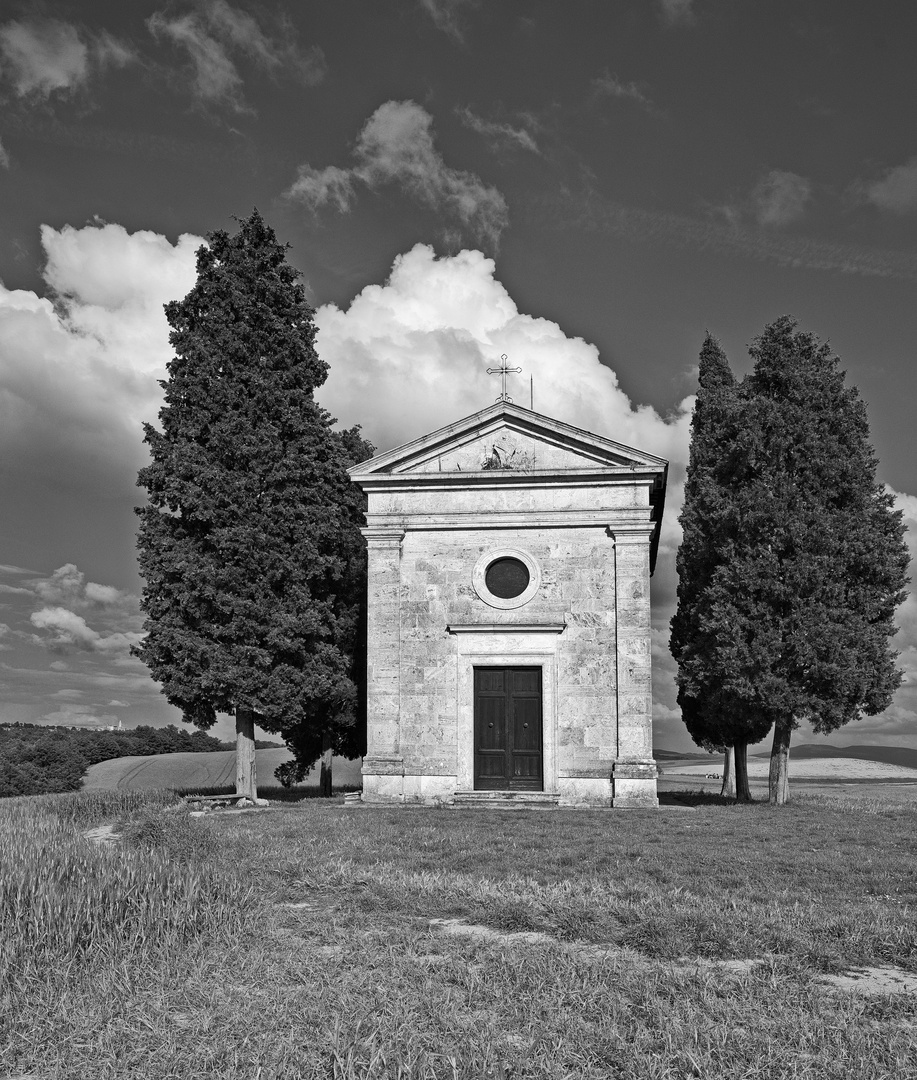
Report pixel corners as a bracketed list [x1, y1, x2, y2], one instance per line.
[2, 788, 916, 1079]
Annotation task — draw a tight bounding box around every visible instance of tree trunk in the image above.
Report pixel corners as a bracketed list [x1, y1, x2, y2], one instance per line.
[720, 746, 736, 799]
[768, 722, 791, 805]
[235, 707, 258, 802]
[319, 732, 332, 797]
[734, 739, 752, 803]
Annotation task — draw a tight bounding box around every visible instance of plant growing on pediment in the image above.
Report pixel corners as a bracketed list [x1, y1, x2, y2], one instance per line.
[480, 443, 535, 471]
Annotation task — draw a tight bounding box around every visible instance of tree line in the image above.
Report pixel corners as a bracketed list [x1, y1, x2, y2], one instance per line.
[0, 723, 233, 797]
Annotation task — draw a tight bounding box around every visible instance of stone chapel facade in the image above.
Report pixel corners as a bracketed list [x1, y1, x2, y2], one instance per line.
[349, 401, 668, 808]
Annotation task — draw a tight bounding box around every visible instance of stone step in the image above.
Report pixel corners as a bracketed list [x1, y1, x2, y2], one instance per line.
[451, 790, 560, 810]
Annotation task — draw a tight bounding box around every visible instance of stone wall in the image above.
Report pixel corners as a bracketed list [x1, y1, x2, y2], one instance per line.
[354, 405, 664, 809]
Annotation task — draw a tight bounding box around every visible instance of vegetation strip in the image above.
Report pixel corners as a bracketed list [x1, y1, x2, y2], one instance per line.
[2, 790, 916, 1079]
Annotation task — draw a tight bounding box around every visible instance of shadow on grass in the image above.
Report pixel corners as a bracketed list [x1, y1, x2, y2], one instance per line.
[172, 785, 361, 804]
[659, 788, 759, 808]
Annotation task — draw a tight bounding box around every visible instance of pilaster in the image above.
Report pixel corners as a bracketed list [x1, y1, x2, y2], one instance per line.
[609, 524, 658, 808]
[362, 528, 404, 796]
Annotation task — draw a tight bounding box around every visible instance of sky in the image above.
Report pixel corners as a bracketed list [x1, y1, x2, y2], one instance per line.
[1, 0, 916, 751]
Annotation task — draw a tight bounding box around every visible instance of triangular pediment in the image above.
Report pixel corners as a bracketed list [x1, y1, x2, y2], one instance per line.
[349, 402, 668, 478]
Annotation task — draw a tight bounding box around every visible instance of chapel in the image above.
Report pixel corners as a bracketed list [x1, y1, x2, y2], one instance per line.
[349, 399, 667, 808]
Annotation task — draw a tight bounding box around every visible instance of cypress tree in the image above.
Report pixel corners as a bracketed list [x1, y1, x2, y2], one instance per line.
[134, 211, 372, 798]
[671, 335, 770, 800]
[714, 317, 908, 804]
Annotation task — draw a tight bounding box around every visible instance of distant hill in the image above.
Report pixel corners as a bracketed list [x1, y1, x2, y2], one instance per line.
[751, 743, 917, 771]
[653, 748, 715, 761]
[82, 749, 363, 792]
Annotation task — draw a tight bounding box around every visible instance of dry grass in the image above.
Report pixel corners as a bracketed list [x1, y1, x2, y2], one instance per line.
[2, 790, 916, 1079]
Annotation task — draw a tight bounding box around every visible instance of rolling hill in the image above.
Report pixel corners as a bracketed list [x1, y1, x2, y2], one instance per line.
[82, 749, 363, 792]
[761, 743, 917, 771]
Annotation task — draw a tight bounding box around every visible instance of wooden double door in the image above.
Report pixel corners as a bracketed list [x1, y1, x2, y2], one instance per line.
[473, 667, 543, 790]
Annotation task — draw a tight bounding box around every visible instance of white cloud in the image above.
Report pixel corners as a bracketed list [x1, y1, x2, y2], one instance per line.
[750, 170, 812, 227]
[0, 222, 201, 497]
[456, 108, 540, 154]
[419, 0, 478, 41]
[286, 100, 509, 249]
[0, 138, 9, 168]
[286, 165, 355, 213]
[30, 606, 143, 654]
[659, 0, 694, 27]
[592, 71, 655, 112]
[30, 564, 135, 612]
[314, 241, 691, 477]
[862, 157, 917, 215]
[23, 564, 143, 658]
[39, 703, 118, 727]
[148, 10, 245, 111]
[147, 0, 325, 113]
[0, 18, 132, 99]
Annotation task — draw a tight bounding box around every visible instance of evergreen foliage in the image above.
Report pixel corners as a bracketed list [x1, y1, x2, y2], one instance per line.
[134, 211, 372, 783]
[672, 318, 909, 803]
[671, 335, 771, 770]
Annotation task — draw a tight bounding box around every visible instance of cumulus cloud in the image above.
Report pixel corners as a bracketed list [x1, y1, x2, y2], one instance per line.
[860, 157, 917, 215]
[0, 222, 201, 497]
[147, 0, 325, 113]
[456, 107, 539, 154]
[659, 0, 694, 27]
[0, 18, 133, 99]
[20, 564, 143, 658]
[286, 100, 509, 249]
[419, 0, 478, 41]
[30, 564, 135, 612]
[30, 606, 143, 654]
[591, 71, 656, 112]
[750, 170, 812, 227]
[314, 242, 691, 477]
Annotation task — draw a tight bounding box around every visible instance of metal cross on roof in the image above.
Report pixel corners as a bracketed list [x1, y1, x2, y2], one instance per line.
[486, 354, 522, 403]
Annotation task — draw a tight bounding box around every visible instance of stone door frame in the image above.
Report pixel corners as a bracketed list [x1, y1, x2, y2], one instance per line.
[450, 628, 563, 793]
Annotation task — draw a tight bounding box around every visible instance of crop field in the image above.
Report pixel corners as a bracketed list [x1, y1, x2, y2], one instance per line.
[666, 757, 917, 780]
[2, 786, 916, 1079]
[82, 749, 364, 792]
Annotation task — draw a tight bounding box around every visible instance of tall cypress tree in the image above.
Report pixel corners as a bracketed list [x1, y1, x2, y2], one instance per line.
[714, 317, 908, 804]
[134, 211, 372, 798]
[680, 318, 909, 804]
[671, 335, 770, 800]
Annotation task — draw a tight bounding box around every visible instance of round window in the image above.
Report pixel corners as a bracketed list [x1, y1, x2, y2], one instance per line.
[472, 547, 541, 610]
[484, 557, 530, 599]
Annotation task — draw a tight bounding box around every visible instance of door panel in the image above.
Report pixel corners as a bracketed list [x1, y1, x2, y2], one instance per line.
[474, 667, 543, 790]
